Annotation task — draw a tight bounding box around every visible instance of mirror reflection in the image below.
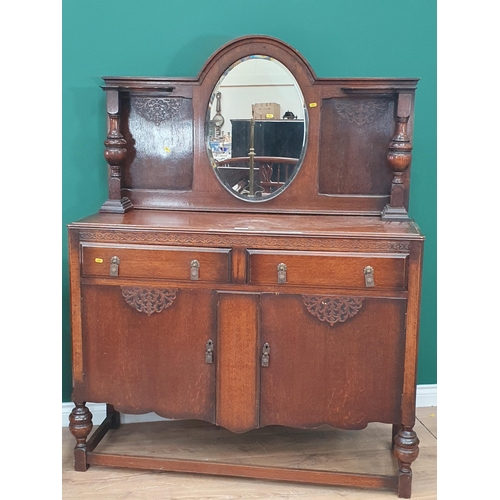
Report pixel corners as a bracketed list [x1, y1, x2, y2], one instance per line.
[207, 56, 306, 201]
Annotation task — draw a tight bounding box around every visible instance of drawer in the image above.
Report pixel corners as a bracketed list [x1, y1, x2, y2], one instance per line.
[248, 250, 407, 289]
[81, 244, 231, 282]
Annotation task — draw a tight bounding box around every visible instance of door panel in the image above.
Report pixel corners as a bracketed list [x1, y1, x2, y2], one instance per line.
[260, 293, 406, 429]
[81, 285, 216, 422]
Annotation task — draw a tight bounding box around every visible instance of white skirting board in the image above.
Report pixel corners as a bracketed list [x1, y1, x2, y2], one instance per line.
[61, 384, 437, 427]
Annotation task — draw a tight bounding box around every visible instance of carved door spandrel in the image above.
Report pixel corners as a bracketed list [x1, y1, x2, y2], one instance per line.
[80, 285, 216, 422]
[259, 294, 407, 430]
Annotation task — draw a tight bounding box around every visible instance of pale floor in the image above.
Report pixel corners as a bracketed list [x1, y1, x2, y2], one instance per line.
[62, 407, 437, 500]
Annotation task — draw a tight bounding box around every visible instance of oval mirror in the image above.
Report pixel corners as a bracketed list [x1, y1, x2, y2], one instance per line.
[207, 55, 307, 202]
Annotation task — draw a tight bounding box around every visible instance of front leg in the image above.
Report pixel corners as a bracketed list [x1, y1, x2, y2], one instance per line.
[69, 402, 93, 471]
[394, 426, 419, 498]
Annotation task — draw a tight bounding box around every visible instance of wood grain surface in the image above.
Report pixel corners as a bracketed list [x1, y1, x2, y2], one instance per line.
[62, 407, 437, 499]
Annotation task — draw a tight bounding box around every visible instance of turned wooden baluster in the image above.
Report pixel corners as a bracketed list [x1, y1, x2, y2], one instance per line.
[69, 402, 93, 471]
[99, 89, 133, 213]
[394, 426, 419, 498]
[381, 93, 413, 221]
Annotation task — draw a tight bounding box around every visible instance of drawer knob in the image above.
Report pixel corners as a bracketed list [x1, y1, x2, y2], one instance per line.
[190, 259, 200, 280]
[205, 339, 214, 364]
[261, 343, 270, 367]
[277, 263, 287, 284]
[364, 266, 375, 287]
[110, 256, 120, 276]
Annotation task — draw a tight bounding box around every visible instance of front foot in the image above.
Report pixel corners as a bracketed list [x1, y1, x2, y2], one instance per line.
[69, 402, 93, 471]
[394, 427, 419, 498]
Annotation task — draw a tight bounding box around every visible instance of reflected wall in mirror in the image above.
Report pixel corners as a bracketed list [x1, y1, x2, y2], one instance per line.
[207, 55, 307, 202]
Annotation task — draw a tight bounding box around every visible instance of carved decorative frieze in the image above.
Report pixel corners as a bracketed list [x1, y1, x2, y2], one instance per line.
[302, 296, 364, 326]
[121, 287, 178, 316]
[79, 231, 411, 253]
[333, 99, 389, 126]
[133, 98, 183, 125]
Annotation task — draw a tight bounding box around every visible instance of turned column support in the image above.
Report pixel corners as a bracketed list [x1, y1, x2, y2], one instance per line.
[394, 426, 419, 498]
[381, 93, 413, 221]
[100, 89, 133, 214]
[69, 402, 93, 471]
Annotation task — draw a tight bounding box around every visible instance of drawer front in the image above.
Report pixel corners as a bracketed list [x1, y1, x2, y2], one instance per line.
[248, 250, 407, 289]
[82, 245, 231, 282]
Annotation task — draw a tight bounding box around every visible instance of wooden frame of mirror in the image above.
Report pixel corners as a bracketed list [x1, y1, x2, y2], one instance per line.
[100, 35, 418, 217]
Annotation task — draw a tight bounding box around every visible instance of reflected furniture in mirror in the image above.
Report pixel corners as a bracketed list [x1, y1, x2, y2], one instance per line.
[214, 155, 299, 196]
[68, 36, 423, 498]
[207, 54, 306, 201]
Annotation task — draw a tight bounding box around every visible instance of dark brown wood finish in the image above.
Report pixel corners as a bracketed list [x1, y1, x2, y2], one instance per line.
[260, 295, 406, 430]
[81, 244, 231, 282]
[68, 35, 424, 498]
[248, 250, 407, 289]
[86, 451, 399, 491]
[216, 293, 260, 432]
[100, 36, 417, 215]
[80, 286, 216, 421]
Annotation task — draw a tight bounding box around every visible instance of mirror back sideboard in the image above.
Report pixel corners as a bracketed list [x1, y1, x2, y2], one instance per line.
[68, 35, 424, 498]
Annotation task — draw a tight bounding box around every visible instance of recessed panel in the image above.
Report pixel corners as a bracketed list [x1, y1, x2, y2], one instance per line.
[319, 97, 395, 195]
[122, 96, 194, 190]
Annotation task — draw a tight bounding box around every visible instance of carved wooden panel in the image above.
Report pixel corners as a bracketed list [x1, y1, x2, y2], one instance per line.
[134, 98, 183, 125]
[319, 97, 395, 195]
[121, 96, 194, 190]
[302, 296, 364, 326]
[121, 287, 177, 316]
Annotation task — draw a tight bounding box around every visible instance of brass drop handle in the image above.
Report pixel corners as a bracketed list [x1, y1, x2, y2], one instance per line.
[364, 266, 374, 287]
[277, 263, 287, 284]
[191, 259, 200, 280]
[261, 343, 270, 367]
[110, 256, 120, 276]
[205, 339, 214, 364]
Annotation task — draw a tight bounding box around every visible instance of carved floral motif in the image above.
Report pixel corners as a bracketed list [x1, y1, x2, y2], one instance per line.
[133, 98, 183, 125]
[302, 296, 364, 326]
[333, 99, 389, 126]
[121, 287, 178, 316]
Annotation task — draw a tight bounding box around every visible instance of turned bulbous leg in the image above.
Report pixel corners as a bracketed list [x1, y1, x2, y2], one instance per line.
[394, 426, 419, 498]
[69, 402, 93, 471]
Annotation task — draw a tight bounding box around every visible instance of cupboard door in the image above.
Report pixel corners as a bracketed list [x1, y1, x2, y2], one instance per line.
[260, 293, 406, 430]
[80, 285, 216, 422]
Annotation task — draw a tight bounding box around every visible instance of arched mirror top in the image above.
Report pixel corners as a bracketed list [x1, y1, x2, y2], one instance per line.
[206, 55, 307, 202]
[197, 35, 317, 88]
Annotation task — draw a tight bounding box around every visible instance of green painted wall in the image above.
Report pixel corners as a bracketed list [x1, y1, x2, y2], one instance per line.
[62, 0, 437, 401]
